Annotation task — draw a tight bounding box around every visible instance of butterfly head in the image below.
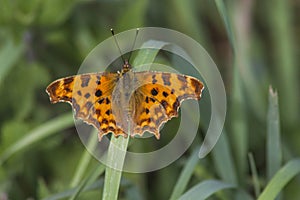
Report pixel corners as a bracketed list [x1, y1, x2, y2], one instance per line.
[121, 59, 132, 73]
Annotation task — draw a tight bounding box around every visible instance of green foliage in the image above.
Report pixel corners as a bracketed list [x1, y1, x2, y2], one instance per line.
[0, 0, 299, 199]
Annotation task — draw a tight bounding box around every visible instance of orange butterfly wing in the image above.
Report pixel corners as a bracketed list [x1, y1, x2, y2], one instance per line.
[46, 73, 127, 139]
[130, 72, 204, 139]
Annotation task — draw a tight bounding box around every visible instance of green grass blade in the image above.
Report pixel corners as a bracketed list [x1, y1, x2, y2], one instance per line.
[268, 0, 298, 124]
[212, 132, 238, 185]
[231, 64, 248, 183]
[102, 136, 129, 200]
[214, 0, 236, 52]
[69, 164, 105, 200]
[69, 129, 99, 187]
[171, 0, 207, 44]
[234, 189, 255, 200]
[212, 131, 237, 184]
[0, 37, 24, 87]
[0, 112, 74, 165]
[43, 179, 104, 200]
[215, 0, 248, 180]
[132, 40, 169, 70]
[170, 149, 199, 200]
[178, 180, 235, 200]
[248, 153, 260, 197]
[267, 87, 282, 180]
[258, 159, 300, 200]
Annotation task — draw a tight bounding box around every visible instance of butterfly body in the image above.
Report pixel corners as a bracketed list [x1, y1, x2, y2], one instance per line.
[111, 69, 137, 132]
[46, 62, 204, 140]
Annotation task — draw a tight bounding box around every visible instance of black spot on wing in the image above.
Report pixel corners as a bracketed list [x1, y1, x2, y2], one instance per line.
[102, 128, 108, 132]
[161, 100, 168, 109]
[191, 78, 202, 95]
[152, 74, 157, 84]
[84, 93, 91, 99]
[151, 88, 158, 96]
[61, 95, 71, 101]
[98, 98, 105, 104]
[95, 89, 102, 97]
[108, 126, 115, 131]
[72, 98, 80, 114]
[105, 109, 111, 115]
[177, 75, 187, 83]
[145, 108, 150, 114]
[85, 101, 93, 110]
[161, 73, 171, 86]
[173, 98, 180, 111]
[150, 97, 155, 103]
[96, 75, 101, 85]
[81, 75, 91, 87]
[102, 119, 108, 124]
[95, 109, 101, 115]
[162, 91, 168, 97]
[64, 77, 74, 85]
[140, 118, 151, 125]
[109, 119, 116, 124]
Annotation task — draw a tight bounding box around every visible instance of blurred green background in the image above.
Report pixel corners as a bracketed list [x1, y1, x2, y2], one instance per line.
[0, 0, 299, 199]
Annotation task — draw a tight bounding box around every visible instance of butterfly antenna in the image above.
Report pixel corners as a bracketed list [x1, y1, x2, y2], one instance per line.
[128, 28, 139, 63]
[111, 28, 126, 63]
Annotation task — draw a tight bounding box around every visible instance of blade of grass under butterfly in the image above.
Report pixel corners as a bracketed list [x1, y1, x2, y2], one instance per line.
[0, 112, 74, 165]
[70, 129, 99, 187]
[258, 159, 300, 200]
[248, 153, 261, 198]
[102, 40, 163, 200]
[267, 87, 282, 180]
[170, 149, 199, 200]
[178, 180, 234, 200]
[102, 136, 129, 200]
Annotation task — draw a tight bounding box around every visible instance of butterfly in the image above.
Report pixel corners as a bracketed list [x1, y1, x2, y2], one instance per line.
[46, 59, 204, 140]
